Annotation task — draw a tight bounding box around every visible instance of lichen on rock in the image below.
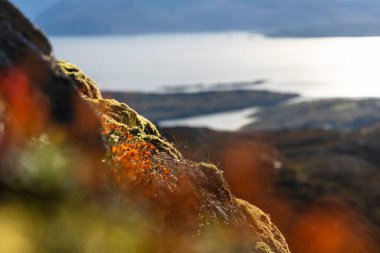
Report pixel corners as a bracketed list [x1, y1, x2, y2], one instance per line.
[58, 60, 181, 158]
[0, 1, 291, 252]
[57, 61, 290, 253]
[237, 199, 290, 253]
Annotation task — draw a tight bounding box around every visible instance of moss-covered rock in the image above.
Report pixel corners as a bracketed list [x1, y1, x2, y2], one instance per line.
[58, 60, 102, 99]
[57, 60, 290, 253]
[237, 199, 290, 253]
[58, 61, 181, 159]
[0, 1, 291, 252]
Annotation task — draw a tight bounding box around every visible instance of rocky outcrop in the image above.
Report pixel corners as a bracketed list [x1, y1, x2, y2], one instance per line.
[58, 58, 290, 253]
[0, 1, 290, 252]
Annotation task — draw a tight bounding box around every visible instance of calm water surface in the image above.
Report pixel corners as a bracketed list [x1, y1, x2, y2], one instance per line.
[51, 33, 380, 130]
[51, 33, 380, 98]
[159, 107, 259, 131]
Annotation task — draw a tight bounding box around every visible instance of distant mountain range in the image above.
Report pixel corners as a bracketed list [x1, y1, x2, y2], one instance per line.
[10, 0, 59, 19]
[12, 0, 380, 37]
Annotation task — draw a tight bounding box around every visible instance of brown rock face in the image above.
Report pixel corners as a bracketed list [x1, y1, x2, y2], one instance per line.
[0, 1, 290, 252]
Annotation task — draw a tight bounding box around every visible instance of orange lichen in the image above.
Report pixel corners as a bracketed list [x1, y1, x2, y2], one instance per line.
[100, 115, 177, 194]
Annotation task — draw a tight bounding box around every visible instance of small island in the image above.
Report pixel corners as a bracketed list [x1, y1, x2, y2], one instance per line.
[103, 89, 298, 122]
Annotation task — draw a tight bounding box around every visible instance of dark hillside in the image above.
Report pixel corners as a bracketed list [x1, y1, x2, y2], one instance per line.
[163, 126, 380, 253]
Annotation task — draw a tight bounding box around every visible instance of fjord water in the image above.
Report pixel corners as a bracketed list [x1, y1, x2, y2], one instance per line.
[51, 33, 380, 98]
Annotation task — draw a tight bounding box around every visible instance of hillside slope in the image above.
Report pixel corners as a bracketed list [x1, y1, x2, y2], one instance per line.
[163, 126, 380, 253]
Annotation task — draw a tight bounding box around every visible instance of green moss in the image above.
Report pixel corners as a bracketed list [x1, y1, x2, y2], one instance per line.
[56, 61, 290, 253]
[255, 242, 274, 253]
[58, 60, 102, 99]
[58, 60, 181, 159]
[236, 199, 290, 253]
